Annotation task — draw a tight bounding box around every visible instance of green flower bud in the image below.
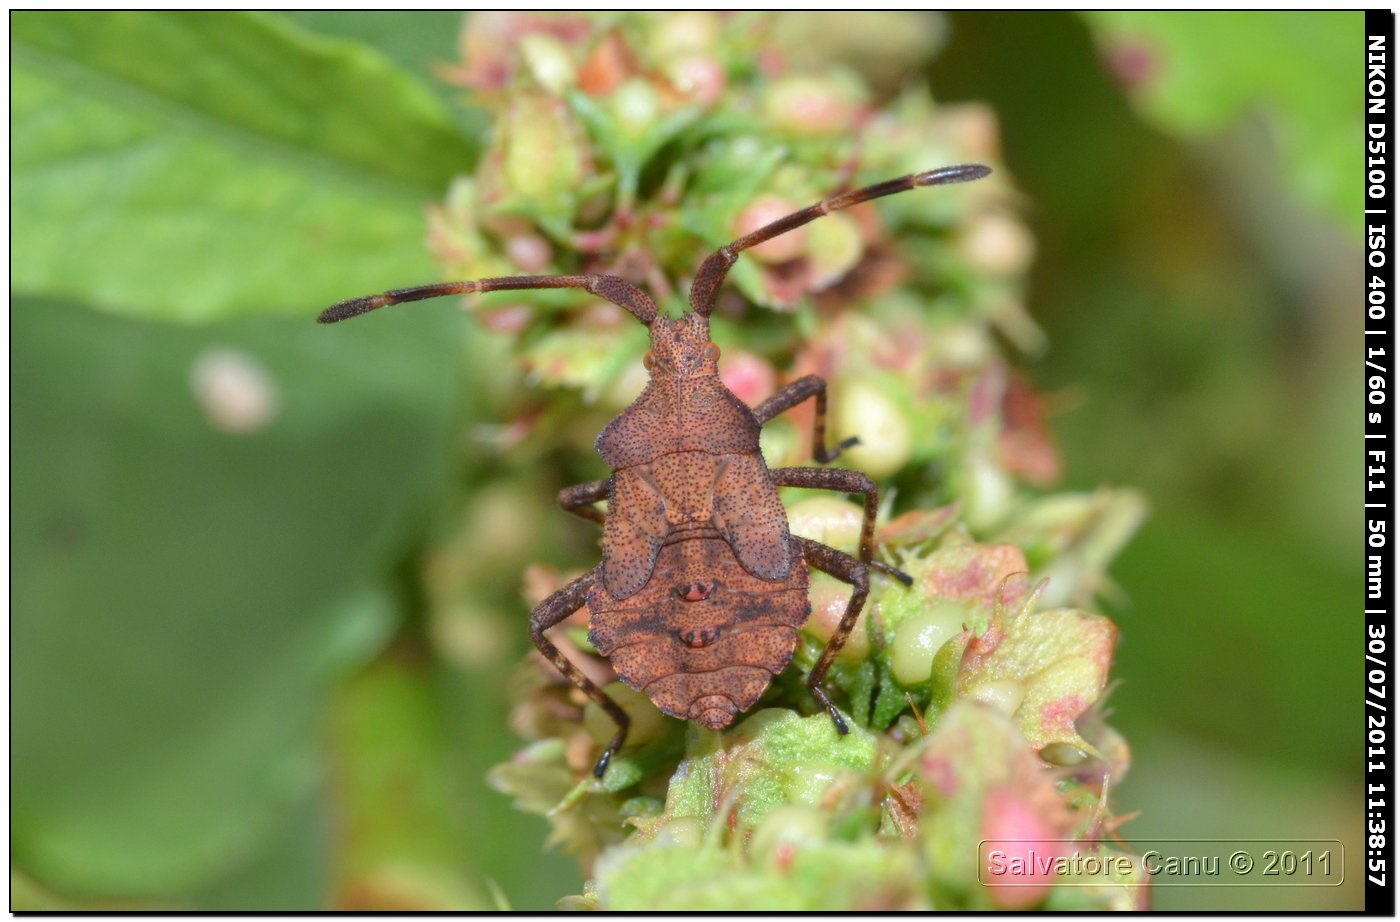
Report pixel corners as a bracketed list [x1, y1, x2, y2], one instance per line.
[610, 78, 662, 140]
[519, 33, 577, 95]
[1039, 741, 1089, 767]
[891, 600, 968, 686]
[647, 11, 722, 57]
[501, 89, 586, 219]
[834, 378, 913, 479]
[758, 418, 802, 469]
[804, 212, 864, 290]
[967, 678, 1026, 716]
[786, 496, 864, 550]
[959, 211, 1036, 277]
[963, 452, 1015, 531]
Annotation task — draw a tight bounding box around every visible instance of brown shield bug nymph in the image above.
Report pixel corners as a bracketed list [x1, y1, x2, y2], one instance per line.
[319, 164, 991, 776]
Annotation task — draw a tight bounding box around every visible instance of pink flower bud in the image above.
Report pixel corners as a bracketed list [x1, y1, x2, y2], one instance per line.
[719, 349, 778, 407]
[981, 784, 1060, 909]
[668, 54, 726, 106]
[734, 195, 807, 263]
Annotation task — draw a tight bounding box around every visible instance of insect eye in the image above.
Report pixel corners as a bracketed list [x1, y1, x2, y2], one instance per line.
[705, 343, 720, 361]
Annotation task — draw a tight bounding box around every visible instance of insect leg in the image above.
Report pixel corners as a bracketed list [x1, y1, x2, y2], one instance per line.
[771, 467, 913, 586]
[318, 274, 658, 326]
[753, 375, 857, 463]
[794, 536, 872, 735]
[558, 478, 611, 525]
[689, 164, 990, 315]
[529, 566, 630, 778]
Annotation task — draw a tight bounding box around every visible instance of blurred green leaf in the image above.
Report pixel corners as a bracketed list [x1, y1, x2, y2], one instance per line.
[11, 296, 467, 897]
[276, 12, 463, 100]
[328, 652, 491, 910]
[276, 12, 494, 145]
[12, 11, 477, 322]
[1106, 502, 1355, 773]
[1083, 11, 1361, 233]
[187, 787, 332, 910]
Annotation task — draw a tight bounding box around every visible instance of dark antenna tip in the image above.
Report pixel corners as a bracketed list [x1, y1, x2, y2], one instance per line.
[914, 163, 992, 186]
[317, 294, 387, 324]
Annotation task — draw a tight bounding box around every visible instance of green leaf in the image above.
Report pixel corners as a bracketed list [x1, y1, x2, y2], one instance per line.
[959, 606, 1118, 751]
[598, 837, 923, 911]
[663, 710, 876, 832]
[276, 12, 466, 103]
[11, 295, 467, 897]
[12, 11, 478, 322]
[1082, 11, 1362, 233]
[274, 12, 493, 161]
[328, 655, 492, 910]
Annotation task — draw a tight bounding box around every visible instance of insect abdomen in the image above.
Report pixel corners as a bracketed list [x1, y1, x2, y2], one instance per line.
[588, 535, 809, 729]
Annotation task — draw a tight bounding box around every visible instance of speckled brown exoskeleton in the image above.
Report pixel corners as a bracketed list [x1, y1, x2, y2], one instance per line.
[319, 164, 991, 776]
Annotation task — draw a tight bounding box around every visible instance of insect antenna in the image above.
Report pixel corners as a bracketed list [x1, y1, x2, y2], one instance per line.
[688, 163, 991, 317]
[318, 273, 659, 326]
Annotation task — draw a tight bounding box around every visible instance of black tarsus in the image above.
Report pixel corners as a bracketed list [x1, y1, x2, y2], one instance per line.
[753, 374, 858, 465]
[796, 536, 873, 735]
[528, 567, 630, 778]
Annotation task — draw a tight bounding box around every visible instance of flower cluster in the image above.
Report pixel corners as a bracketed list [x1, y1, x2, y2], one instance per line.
[424, 12, 1146, 910]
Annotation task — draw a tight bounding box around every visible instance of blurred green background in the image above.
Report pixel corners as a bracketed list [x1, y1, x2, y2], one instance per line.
[11, 11, 1362, 911]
